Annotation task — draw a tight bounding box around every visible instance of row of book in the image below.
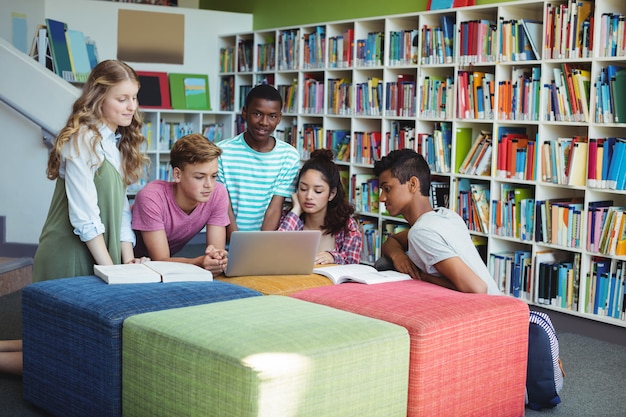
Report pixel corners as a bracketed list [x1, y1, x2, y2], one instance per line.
[303, 26, 325, 70]
[598, 12, 626, 58]
[328, 28, 354, 69]
[219, 46, 235, 73]
[223, 3, 596, 74]
[492, 249, 626, 321]
[588, 202, 626, 257]
[418, 75, 453, 119]
[492, 184, 535, 241]
[355, 32, 384, 67]
[456, 70, 495, 120]
[257, 39, 276, 72]
[30, 19, 98, 83]
[277, 80, 298, 114]
[587, 138, 626, 189]
[351, 174, 379, 214]
[359, 219, 379, 264]
[354, 78, 383, 116]
[544, 64, 591, 123]
[420, 15, 454, 65]
[141, 121, 195, 152]
[490, 250, 581, 309]
[389, 29, 419, 66]
[593, 65, 626, 124]
[302, 76, 324, 114]
[327, 78, 352, 115]
[277, 29, 300, 71]
[539, 137, 585, 186]
[497, 18, 542, 62]
[583, 257, 626, 318]
[457, 129, 493, 177]
[499, 67, 541, 121]
[237, 39, 253, 72]
[458, 19, 498, 65]
[456, 181, 490, 234]
[544, 0, 594, 60]
[385, 74, 417, 117]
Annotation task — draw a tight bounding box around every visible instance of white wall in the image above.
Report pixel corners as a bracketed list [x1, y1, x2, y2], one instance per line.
[0, 0, 252, 244]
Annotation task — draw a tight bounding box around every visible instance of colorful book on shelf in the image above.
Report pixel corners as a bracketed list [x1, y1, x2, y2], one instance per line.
[607, 138, 626, 190]
[469, 182, 490, 233]
[519, 19, 541, 60]
[46, 18, 73, 78]
[65, 29, 92, 80]
[459, 130, 491, 175]
[565, 137, 588, 186]
[495, 126, 527, 179]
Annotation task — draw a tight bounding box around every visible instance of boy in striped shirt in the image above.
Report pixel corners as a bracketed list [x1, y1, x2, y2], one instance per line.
[218, 84, 300, 240]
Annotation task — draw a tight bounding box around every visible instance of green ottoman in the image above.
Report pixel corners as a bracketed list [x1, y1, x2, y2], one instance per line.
[123, 296, 410, 417]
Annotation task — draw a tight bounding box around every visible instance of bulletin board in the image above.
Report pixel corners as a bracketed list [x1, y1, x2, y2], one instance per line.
[117, 9, 184, 64]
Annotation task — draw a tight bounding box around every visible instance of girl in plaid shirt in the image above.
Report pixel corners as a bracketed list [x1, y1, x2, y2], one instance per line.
[279, 149, 362, 264]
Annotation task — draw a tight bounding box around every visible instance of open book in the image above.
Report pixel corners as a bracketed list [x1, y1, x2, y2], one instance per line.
[94, 261, 213, 284]
[313, 264, 412, 285]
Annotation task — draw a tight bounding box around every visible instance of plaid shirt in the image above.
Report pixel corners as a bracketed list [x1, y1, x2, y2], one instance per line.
[278, 211, 362, 264]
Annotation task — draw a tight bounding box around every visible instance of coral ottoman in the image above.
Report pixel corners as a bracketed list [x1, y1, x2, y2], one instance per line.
[22, 276, 261, 417]
[291, 280, 530, 417]
[122, 295, 410, 417]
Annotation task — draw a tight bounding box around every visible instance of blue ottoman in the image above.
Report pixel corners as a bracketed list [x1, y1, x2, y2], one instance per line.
[22, 276, 261, 417]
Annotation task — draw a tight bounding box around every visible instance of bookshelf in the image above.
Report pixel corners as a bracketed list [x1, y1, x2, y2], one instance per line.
[218, 0, 626, 328]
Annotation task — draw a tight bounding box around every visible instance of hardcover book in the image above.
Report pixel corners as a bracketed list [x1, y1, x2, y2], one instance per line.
[94, 261, 213, 284]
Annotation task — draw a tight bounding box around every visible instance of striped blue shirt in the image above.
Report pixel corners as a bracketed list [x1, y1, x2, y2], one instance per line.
[217, 133, 300, 231]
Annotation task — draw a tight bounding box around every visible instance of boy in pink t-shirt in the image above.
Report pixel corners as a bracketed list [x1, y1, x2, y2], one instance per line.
[132, 134, 229, 275]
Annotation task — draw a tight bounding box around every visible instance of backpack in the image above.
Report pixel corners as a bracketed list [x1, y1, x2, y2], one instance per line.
[525, 311, 565, 410]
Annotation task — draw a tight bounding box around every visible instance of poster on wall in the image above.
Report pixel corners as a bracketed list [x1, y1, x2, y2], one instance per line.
[117, 9, 184, 64]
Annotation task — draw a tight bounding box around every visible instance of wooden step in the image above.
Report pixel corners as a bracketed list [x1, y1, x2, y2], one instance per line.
[0, 257, 33, 296]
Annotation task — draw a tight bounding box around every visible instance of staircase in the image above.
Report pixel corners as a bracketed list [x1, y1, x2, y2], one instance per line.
[0, 257, 32, 296]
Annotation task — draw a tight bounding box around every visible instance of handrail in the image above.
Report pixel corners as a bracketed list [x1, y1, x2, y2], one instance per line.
[0, 93, 57, 148]
[0, 37, 80, 149]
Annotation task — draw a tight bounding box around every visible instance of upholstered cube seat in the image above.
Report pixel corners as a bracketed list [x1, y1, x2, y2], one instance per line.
[22, 276, 261, 417]
[215, 272, 333, 295]
[291, 280, 530, 417]
[122, 295, 410, 417]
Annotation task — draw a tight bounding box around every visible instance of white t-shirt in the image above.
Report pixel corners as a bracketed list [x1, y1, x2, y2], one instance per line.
[407, 207, 501, 295]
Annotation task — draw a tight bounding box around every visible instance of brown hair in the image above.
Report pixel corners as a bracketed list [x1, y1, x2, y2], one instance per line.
[46, 60, 148, 186]
[170, 133, 222, 170]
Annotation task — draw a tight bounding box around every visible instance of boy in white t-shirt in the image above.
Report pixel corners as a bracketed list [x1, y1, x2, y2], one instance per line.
[132, 133, 229, 275]
[373, 149, 500, 295]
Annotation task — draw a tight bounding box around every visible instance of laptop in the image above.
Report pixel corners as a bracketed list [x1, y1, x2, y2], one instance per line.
[224, 230, 322, 277]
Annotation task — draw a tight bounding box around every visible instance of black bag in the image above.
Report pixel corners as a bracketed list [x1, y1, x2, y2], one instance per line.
[526, 311, 565, 410]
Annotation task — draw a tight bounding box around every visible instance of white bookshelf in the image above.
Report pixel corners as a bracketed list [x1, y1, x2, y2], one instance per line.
[218, 0, 626, 327]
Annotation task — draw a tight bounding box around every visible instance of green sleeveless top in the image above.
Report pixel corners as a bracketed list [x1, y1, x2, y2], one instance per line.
[33, 158, 125, 282]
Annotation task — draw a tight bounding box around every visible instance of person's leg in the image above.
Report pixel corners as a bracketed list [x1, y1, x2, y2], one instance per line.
[0, 351, 22, 375]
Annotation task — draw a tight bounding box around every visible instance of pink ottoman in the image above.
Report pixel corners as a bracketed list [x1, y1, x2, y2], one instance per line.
[291, 280, 529, 417]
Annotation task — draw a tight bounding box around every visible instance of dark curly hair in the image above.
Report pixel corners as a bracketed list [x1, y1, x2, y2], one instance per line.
[299, 149, 355, 235]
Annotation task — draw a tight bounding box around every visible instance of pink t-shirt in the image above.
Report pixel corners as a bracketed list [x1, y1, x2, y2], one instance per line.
[132, 180, 229, 256]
